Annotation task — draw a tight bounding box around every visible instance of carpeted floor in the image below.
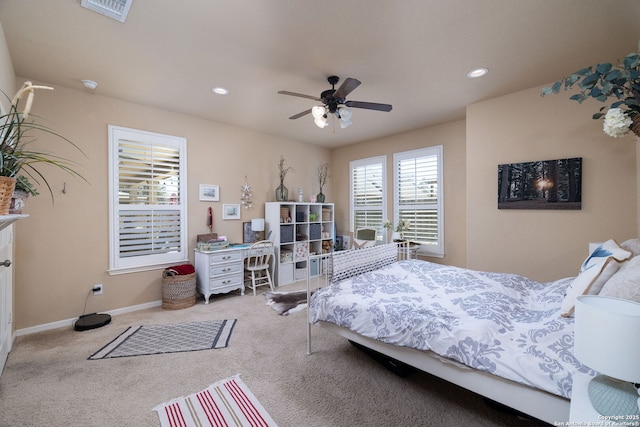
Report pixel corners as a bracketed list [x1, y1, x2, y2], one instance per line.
[0, 281, 550, 426]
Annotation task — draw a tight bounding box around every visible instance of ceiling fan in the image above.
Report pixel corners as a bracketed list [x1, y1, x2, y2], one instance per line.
[278, 76, 392, 128]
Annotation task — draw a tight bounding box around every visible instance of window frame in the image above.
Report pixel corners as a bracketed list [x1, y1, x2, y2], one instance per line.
[108, 125, 188, 274]
[393, 145, 444, 257]
[349, 156, 387, 240]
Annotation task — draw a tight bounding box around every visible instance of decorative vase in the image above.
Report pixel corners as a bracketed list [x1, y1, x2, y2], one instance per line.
[316, 191, 325, 203]
[392, 231, 402, 241]
[275, 181, 288, 201]
[0, 177, 17, 215]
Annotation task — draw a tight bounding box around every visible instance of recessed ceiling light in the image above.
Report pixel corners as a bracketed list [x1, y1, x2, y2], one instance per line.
[212, 87, 229, 95]
[467, 68, 489, 78]
[82, 79, 98, 90]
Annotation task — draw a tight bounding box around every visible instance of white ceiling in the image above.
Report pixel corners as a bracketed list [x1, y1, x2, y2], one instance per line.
[1, 0, 639, 148]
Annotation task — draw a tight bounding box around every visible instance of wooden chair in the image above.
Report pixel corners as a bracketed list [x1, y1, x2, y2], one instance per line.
[245, 240, 275, 296]
[353, 228, 377, 249]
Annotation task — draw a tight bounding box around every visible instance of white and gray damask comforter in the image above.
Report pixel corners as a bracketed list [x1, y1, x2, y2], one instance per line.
[309, 259, 593, 399]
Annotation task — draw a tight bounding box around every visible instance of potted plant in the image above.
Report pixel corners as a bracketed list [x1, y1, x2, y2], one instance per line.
[541, 41, 640, 138]
[275, 155, 293, 201]
[316, 162, 330, 203]
[0, 81, 86, 214]
[395, 219, 410, 240]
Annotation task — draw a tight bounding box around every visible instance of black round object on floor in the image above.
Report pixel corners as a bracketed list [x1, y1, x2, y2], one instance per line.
[74, 313, 111, 331]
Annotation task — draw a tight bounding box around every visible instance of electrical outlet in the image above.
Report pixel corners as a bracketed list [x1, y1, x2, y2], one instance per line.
[92, 284, 103, 295]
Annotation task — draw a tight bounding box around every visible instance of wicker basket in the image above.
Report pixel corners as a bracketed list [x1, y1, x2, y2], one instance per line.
[0, 177, 17, 215]
[162, 271, 196, 310]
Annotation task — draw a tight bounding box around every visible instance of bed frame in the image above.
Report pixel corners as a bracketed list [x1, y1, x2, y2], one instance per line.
[306, 243, 570, 425]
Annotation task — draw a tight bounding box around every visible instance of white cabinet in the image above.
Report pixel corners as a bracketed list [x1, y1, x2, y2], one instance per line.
[194, 247, 245, 303]
[265, 202, 334, 286]
[0, 223, 15, 376]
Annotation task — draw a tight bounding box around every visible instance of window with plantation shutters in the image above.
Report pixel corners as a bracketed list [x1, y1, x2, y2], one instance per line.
[108, 126, 188, 273]
[350, 156, 386, 236]
[394, 146, 443, 256]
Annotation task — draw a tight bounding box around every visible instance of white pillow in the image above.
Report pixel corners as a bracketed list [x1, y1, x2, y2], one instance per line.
[621, 238, 640, 257]
[560, 239, 631, 317]
[599, 256, 640, 303]
[352, 238, 376, 249]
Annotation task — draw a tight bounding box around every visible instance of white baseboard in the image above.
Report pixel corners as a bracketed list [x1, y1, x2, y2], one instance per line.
[14, 300, 162, 337]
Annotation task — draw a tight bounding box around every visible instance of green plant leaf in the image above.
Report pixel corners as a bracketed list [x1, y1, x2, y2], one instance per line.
[596, 63, 613, 74]
[579, 73, 600, 89]
[593, 112, 605, 119]
[624, 53, 640, 69]
[541, 86, 553, 96]
[569, 74, 580, 85]
[603, 69, 623, 82]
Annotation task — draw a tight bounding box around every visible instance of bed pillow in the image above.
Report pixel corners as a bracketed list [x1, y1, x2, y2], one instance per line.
[598, 255, 640, 303]
[560, 239, 630, 317]
[620, 238, 640, 257]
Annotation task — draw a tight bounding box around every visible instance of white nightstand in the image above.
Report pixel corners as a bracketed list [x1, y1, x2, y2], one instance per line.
[569, 372, 607, 423]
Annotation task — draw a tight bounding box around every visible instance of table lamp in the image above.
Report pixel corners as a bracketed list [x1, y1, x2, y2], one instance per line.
[574, 295, 640, 416]
[251, 218, 265, 242]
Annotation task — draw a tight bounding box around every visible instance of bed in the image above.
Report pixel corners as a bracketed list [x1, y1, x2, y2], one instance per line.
[305, 242, 621, 425]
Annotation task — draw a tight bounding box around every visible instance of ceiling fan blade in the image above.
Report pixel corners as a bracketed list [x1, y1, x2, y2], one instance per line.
[332, 78, 361, 100]
[278, 91, 322, 102]
[345, 100, 393, 112]
[289, 109, 312, 119]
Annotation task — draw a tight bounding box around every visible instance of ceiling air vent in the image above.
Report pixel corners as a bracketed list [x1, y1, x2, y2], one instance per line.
[80, 0, 133, 23]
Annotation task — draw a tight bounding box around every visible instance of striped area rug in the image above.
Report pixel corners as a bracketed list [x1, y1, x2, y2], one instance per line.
[153, 375, 278, 427]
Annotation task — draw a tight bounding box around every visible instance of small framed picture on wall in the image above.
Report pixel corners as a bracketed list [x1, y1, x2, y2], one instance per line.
[222, 204, 241, 220]
[199, 184, 219, 201]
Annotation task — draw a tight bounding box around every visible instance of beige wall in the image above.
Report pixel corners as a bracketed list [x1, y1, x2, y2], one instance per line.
[8, 79, 330, 330]
[467, 86, 637, 282]
[331, 120, 468, 268]
[0, 20, 15, 111]
[2, 24, 638, 329]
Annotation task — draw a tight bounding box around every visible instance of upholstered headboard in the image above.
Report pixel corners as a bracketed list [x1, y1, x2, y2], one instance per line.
[328, 243, 399, 284]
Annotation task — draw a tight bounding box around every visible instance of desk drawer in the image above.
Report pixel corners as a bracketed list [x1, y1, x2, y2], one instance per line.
[209, 273, 243, 290]
[209, 251, 242, 264]
[210, 263, 243, 277]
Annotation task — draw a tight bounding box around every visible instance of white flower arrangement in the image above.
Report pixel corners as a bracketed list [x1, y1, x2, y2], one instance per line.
[383, 219, 393, 230]
[603, 108, 633, 138]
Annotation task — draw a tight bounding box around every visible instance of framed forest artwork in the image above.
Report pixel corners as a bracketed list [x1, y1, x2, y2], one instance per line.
[497, 157, 582, 210]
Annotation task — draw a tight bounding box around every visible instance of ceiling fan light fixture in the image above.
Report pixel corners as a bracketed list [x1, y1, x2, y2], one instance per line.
[338, 106, 352, 120]
[312, 105, 326, 119]
[314, 116, 328, 128]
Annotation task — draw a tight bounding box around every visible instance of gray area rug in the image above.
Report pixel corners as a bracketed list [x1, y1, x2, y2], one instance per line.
[265, 290, 314, 316]
[88, 319, 236, 360]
